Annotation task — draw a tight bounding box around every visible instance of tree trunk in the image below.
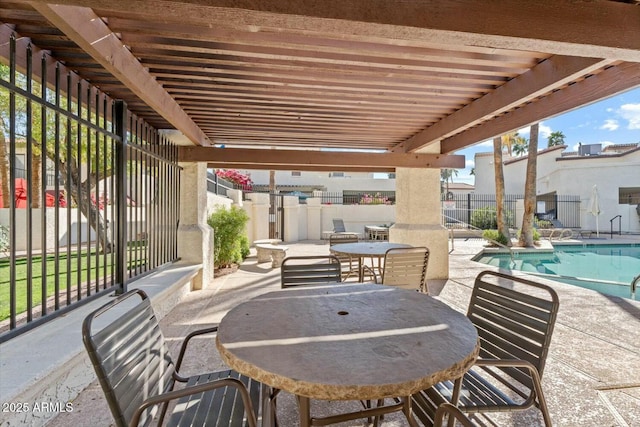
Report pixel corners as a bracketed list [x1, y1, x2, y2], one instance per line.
[493, 137, 511, 246]
[60, 161, 113, 254]
[0, 133, 9, 208]
[31, 149, 41, 208]
[519, 123, 539, 247]
[268, 169, 276, 238]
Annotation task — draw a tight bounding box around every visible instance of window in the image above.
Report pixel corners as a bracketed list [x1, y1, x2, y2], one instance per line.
[619, 187, 640, 204]
[291, 171, 301, 177]
[330, 172, 344, 178]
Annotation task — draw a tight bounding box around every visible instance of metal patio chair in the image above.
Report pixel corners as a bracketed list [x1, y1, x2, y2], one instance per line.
[366, 246, 429, 293]
[412, 271, 560, 427]
[433, 403, 477, 427]
[329, 232, 360, 281]
[280, 255, 342, 288]
[83, 289, 261, 427]
[332, 218, 346, 232]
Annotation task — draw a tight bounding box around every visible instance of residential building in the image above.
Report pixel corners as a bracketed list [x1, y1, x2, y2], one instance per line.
[474, 143, 640, 233]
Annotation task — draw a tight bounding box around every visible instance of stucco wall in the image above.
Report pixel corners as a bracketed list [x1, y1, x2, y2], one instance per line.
[473, 147, 640, 233]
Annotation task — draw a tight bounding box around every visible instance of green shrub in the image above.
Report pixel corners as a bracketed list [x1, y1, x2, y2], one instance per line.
[516, 228, 542, 242]
[0, 225, 8, 253]
[535, 219, 553, 229]
[482, 229, 509, 246]
[239, 235, 250, 260]
[471, 207, 513, 230]
[207, 205, 250, 268]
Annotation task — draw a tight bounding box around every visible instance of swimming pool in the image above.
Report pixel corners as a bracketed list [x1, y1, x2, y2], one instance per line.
[473, 244, 640, 299]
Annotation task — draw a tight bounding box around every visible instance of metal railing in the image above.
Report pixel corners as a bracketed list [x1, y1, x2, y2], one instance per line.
[443, 213, 514, 262]
[318, 191, 396, 205]
[442, 193, 581, 229]
[0, 35, 180, 342]
[609, 215, 622, 238]
[632, 274, 639, 300]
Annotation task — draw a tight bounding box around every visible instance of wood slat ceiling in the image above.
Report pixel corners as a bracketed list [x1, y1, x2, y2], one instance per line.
[1, 0, 639, 166]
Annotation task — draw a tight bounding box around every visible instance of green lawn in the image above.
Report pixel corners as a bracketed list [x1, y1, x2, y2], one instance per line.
[0, 250, 116, 321]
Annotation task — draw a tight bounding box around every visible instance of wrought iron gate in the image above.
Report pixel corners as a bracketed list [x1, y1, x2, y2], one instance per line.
[269, 193, 284, 240]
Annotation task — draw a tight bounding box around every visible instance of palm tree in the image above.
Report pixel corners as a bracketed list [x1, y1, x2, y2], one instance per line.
[512, 133, 529, 156]
[493, 136, 511, 246]
[519, 123, 539, 247]
[440, 168, 458, 194]
[501, 132, 516, 157]
[547, 131, 566, 147]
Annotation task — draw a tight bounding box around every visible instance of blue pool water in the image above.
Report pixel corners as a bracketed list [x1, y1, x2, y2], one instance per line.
[474, 244, 640, 299]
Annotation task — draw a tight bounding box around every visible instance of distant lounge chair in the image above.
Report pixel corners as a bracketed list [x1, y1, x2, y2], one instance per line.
[547, 219, 574, 240]
[333, 218, 346, 232]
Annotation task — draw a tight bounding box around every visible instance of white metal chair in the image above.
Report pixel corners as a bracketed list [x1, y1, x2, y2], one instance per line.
[366, 246, 430, 293]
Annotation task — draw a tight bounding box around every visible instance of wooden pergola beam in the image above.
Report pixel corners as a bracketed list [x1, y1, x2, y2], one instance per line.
[180, 147, 465, 170]
[396, 56, 614, 153]
[23, 0, 640, 62]
[30, 3, 210, 146]
[440, 62, 640, 154]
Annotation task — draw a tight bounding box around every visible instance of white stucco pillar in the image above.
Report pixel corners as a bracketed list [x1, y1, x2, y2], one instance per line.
[247, 192, 270, 241]
[283, 195, 300, 242]
[306, 198, 322, 240]
[177, 162, 214, 290]
[390, 154, 449, 279]
[242, 199, 254, 244]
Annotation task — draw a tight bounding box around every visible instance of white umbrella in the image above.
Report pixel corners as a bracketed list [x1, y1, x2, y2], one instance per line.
[588, 184, 601, 237]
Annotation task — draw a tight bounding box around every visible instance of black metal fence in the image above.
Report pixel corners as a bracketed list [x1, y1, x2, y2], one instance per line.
[441, 193, 581, 229]
[0, 36, 180, 342]
[207, 172, 236, 197]
[318, 190, 396, 205]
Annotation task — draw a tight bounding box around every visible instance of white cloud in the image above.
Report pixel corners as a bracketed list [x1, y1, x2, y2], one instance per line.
[478, 139, 493, 147]
[516, 122, 551, 139]
[465, 159, 475, 168]
[600, 119, 619, 131]
[618, 103, 640, 130]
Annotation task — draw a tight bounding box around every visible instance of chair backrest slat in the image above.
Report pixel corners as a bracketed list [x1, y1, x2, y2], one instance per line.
[469, 271, 559, 388]
[329, 233, 359, 245]
[281, 256, 342, 287]
[332, 218, 346, 232]
[83, 290, 176, 427]
[381, 247, 429, 292]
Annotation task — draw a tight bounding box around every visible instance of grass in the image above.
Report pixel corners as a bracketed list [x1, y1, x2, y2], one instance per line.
[0, 250, 118, 321]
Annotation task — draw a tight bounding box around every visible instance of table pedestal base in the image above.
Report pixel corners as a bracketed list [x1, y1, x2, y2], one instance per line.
[297, 396, 419, 427]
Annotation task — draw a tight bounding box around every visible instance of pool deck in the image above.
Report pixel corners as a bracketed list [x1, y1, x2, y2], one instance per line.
[47, 235, 640, 426]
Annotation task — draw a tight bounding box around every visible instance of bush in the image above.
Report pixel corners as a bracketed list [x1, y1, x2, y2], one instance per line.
[471, 207, 513, 230]
[482, 229, 509, 246]
[0, 225, 8, 253]
[515, 228, 541, 243]
[359, 193, 392, 205]
[535, 219, 553, 229]
[207, 205, 250, 268]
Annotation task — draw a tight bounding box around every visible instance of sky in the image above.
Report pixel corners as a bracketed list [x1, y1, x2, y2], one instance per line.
[453, 86, 640, 185]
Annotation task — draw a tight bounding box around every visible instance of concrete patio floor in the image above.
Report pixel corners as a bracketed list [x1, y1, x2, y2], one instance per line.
[47, 237, 640, 426]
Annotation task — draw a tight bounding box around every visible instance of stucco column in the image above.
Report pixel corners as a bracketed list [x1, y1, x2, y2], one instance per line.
[306, 198, 322, 240]
[177, 162, 214, 290]
[390, 159, 449, 279]
[247, 193, 270, 241]
[283, 195, 300, 242]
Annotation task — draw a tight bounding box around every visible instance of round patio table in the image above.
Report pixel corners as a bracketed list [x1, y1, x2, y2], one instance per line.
[216, 283, 479, 427]
[330, 242, 411, 281]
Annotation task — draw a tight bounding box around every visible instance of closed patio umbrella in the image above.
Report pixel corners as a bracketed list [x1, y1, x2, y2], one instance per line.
[588, 184, 601, 237]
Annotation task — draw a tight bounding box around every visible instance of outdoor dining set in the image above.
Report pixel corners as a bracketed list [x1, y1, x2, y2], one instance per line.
[82, 234, 560, 427]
